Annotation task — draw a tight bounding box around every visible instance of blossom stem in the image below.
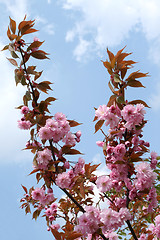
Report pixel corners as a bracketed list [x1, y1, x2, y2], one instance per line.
[49, 139, 58, 173]
[60, 188, 109, 240]
[18, 46, 38, 107]
[60, 187, 85, 213]
[126, 220, 138, 240]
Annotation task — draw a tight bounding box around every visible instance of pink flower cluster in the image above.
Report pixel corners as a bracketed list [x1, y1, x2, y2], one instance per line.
[36, 148, 52, 170]
[96, 175, 112, 192]
[45, 202, 58, 222]
[121, 104, 145, 130]
[75, 206, 131, 236]
[101, 207, 131, 232]
[95, 103, 145, 131]
[95, 105, 120, 129]
[38, 112, 79, 146]
[55, 158, 85, 188]
[75, 206, 101, 235]
[18, 106, 31, 130]
[106, 143, 126, 164]
[134, 162, 157, 191]
[18, 118, 31, 130]
[31, 188, 55, 206]
[147, 187, 158, 213]
[149, 215, 160, 238]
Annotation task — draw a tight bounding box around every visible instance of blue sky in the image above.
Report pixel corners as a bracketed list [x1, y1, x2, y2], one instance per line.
[1, 0, 160, 239]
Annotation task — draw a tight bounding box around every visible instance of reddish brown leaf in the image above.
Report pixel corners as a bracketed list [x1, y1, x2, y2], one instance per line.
[18, 20, 34, 31]
[107, 95, 116, 107]
[21, 185, 28, 194]
[28, 169, 39, 175]
[115, 46, 126, 59]
[93, 116, 98, 122]
[95, 120, 105, 133]
[66, 232, 82, 240]
[107, 48, 114, 62]
[108, 81, 119, 94]
[37, 81, 52, 93]
[126, 71, 148, 81]
[7, 57, 18, 66]
[7, 26, 13, 40]
[127, 79, 145, 88]
[128, 100, 150, 108]
[23, 28, 38, 35]
[103, 60, 112, 74]
[51, 229, 62, 240]
[65, 149, 82, 155]
[31, 50, 49, 59]
[1, 45, 9, 51]
[117, 52, 131, 63]
[32, 209, 41, 220]
[68, 120, 82, 127]
[9, 17, 16, 34]
[34, 71, 43, 80]
[27, 41, 44, 52]
[80, 182, 85, 198]
[45, 97, 57, 104]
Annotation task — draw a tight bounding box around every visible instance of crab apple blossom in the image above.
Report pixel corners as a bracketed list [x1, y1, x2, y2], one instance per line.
[17, 118, 31, 130]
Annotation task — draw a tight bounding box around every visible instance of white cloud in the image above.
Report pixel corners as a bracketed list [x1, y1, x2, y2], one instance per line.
[44, 24, 55, 35]
[62, 0, 160, 62]
[35, 15, 55, 36]
[0, 0, 28, 22]
[73, 38, 90, 61]
[0, 41, 31, 164]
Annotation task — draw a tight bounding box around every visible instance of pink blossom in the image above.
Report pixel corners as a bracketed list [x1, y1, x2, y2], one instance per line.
[121, 105, 135, 122]
[62, 132, 76, 146]
[134, 162, 157, 191]
[138, 233, 146, 240]
[64, 161, 70, 169]
[46, 118, 58, 130]
[96, 141, 104, 147]
[36, 148, 52, 170]
[96, 175, 112, 192]
[54, 112, 67, 122]
[151, 215, 160, 238]
[105, 112, 119, 129]
[75, 131, 82, 138]
[75, 206, 101, 235]
[21, 106, 29, 115]
[101, 208, 120, 231]
[118, 207, 132, 222]
[74, 158, 85, 175]
[31, 188, 45, 201]
[55, 171, 75, 189]
[51, 224, 60, 230]
[114, 144, 126, 158]
[18, 119, 31, 130]
[147, 187, 158, 213]
[105, 231, 118, 240]
[151, 151, 158, 169]
[95, 105, 109, 120]
[38, 126, 52, 140]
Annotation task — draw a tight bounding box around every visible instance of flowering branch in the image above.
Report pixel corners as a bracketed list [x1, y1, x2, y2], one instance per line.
[3, 16, 160, 240]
